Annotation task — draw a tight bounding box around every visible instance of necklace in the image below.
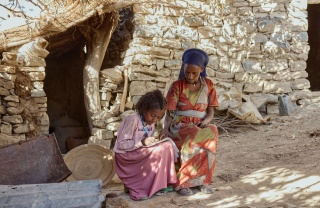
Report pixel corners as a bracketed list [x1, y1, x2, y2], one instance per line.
[193, 80, 199, 86]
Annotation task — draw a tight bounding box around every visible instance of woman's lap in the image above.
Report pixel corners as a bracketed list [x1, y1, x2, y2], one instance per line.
[172, 123, 218, 189]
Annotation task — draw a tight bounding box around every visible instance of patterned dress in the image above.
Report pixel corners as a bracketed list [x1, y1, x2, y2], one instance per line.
[166, 77, 219, 189]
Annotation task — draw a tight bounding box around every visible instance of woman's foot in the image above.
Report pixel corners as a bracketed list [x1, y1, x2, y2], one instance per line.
[177, 188, 194, 196]
[198, 185, 214, 194]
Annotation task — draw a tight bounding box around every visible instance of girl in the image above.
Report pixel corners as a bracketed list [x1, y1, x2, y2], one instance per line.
[113, 89, 177, 201]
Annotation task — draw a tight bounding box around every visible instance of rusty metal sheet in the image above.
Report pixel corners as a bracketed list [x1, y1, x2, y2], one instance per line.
[0, 134, 71, 185]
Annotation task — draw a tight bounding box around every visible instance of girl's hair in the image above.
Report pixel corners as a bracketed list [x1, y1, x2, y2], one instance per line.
[135, 89, 166, 114]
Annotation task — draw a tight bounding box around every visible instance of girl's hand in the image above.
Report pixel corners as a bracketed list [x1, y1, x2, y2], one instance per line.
[142, 137, 157, 146]
[159, 129, 169, 140]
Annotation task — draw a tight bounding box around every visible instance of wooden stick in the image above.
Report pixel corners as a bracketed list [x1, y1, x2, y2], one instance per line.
[120, 68, 128, 113]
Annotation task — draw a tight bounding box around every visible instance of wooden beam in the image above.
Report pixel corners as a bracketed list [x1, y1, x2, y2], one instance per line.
[308, 0, 320, 4]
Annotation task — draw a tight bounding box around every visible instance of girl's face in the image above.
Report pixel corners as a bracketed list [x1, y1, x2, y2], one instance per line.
[183, 63, 203, 84]
[142, 108, 165, 125]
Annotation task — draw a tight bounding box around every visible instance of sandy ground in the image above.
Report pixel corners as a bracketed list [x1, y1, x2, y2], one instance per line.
[103, 103, 320, 208]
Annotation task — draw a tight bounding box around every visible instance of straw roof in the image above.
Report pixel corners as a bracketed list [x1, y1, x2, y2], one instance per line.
[0, 0, 137, 52]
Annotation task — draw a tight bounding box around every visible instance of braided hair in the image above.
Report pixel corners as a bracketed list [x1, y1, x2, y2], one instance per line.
[135, 89, 166, 115]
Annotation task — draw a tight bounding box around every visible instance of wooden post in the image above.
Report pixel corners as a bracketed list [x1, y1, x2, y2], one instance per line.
[120, 68, 128, 113]
[82, 12, 119, 131]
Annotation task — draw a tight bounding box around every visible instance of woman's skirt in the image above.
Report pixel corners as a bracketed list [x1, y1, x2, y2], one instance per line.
[170, 123, 218, 189]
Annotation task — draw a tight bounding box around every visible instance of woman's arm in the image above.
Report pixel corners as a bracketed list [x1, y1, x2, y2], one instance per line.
[198, 106, 214, 128]
[159, 110, 173, 140]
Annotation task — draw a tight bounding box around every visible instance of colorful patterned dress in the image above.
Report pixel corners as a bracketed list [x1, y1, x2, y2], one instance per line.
[166, 77, 219, 189]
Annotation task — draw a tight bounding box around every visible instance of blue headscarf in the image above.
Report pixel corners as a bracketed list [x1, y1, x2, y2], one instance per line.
[178, 48, 209, 79]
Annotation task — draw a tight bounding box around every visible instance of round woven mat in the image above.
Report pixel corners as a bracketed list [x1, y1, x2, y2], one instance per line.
[63, 144, 115, 186]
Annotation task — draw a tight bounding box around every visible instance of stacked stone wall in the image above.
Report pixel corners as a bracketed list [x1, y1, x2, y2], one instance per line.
[1, 0, 319, 149]
[117, 0, 311, 111]
[91, 0, 315, 148]
[0, 39, 49, 147]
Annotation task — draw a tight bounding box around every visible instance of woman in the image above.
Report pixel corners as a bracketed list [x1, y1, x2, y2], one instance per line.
[113, 89, 177, 201]
[160, 48, 219, 196]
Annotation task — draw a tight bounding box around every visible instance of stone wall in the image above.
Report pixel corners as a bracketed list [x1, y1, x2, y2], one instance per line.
[126, 0, 311, 107]
[0, 38, 49, 147]
[1, 0, 318, 149]
[89, 0, 315, 148]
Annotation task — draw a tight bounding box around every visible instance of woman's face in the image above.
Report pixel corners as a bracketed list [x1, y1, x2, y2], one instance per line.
[142, 108, 165, 125]
[183, 63, 203, 84]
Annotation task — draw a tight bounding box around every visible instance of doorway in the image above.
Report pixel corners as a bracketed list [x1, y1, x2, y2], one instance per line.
[307, 4, 320, 91]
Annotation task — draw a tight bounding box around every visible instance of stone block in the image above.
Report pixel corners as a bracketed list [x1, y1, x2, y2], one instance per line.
[129, 81, 146, 96]
[242, 59, 262, 73]
[263, 59, 288, 73]
[2, 115, 23, 124]
[33, 81, 44, 89]
[4, 95, 19, 102]
[6, 107, 24, 115]
[91, 128, 114, 140]
[0, 87, 10, 96]
[258, 19, 275, 33]
[13, 124, 30, 134]
[100, 68, 123, 84]
[0, 65, 15, 73]
[0, 79, 14, 90]
[1, 123, 12, 135]
[292, 78, 310, 90]
[267, 104, 279, 115]
[106, 122, 121, 131]
[243, 82, 263, 93]
[289, 60, 307, 71]
[263, 81, 292, 94]
[19, 66, 45, 72]
[22, 55, 46, 67]
[37, 112, 49, 126]
[93, 120, 106, 128]
[33, 97, 47, 103]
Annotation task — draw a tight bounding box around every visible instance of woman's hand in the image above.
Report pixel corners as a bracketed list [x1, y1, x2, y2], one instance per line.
[196, 117, 212, 128]
[142, 137, 158, 146]
[159, 129, 169, 140]
[196, 107, 214, 128]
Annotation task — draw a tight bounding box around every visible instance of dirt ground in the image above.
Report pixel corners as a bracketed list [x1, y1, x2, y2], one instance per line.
[103, 103, 320, 208]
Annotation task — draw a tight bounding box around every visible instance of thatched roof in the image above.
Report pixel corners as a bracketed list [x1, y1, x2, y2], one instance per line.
[0, 0, 137, 53]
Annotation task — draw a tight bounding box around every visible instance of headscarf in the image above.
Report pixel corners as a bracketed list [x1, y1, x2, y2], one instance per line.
[178, 48, 209, 79]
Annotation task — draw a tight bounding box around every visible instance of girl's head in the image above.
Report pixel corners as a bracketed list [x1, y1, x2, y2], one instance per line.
[178, 48, 209, 80]
[135, 89, 166, 125]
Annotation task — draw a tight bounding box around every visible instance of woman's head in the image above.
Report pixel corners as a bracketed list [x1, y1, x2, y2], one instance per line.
[135, 89, 166, 125]
[178, 48, 209, 80]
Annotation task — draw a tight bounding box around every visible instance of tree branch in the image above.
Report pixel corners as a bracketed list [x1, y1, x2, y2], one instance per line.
[27, 0, 46, 12]
[0, 1, 39, 20]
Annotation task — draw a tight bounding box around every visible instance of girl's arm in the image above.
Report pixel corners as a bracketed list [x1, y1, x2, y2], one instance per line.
[116, 116, 143, 150]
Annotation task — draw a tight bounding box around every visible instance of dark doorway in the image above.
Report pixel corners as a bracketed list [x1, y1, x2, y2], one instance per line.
[307, 4, 320, 91]
[44, 45, 90, 153]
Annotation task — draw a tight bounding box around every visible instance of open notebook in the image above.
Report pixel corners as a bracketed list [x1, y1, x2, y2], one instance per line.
[144, 137, 179, 162]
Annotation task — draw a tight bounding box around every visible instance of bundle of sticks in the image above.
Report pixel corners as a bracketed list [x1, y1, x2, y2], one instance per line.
[212, 112, 260, 136]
